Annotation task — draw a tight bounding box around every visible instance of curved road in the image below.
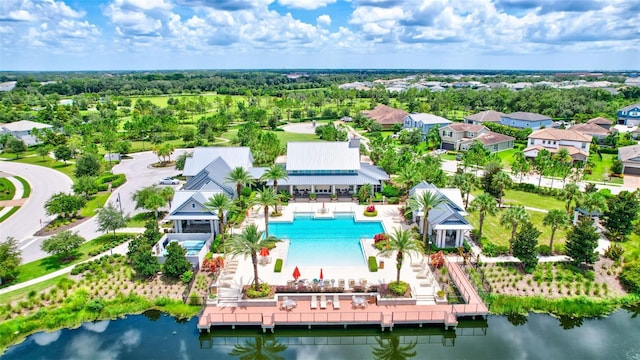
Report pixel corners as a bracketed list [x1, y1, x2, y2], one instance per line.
[1, 150, 187, 263]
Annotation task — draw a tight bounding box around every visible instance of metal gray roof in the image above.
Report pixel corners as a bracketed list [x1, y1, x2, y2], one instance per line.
[182, 157, 235, 195]
[277, 174, 375, 186]
[404, 113, 451, 125]
[286, 142, 360, 171]
[183, 147, 253, 177]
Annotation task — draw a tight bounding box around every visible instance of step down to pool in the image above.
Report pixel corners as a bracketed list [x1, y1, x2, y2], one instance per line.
[313, 209, 334, 219]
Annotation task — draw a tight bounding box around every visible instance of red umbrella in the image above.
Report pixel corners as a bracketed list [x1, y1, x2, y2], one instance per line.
[259, 247, 270, 257]
[293, 266, 301, 280]
[319, 268, 324, 281]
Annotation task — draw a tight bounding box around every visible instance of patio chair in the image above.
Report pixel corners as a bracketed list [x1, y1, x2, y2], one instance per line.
[320, 294, 327, 309]
[359, 279, 367, 288]
[338, 279, 345, 288]
[348, 279, 355, 288]
[333, 294, 340, 310]
[310, 295, 318, 309]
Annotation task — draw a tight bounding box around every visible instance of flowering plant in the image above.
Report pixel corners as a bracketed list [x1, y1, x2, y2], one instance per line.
[366, 205, 376, 212]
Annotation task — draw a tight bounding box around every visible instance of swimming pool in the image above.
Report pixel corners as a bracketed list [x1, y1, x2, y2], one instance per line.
[269, 213, 384, 267]
[163, 240, 206, 256]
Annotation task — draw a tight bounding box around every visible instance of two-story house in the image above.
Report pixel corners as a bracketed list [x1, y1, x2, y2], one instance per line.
[500, 112, 553, 130]
[523, 128, 592, 162]
[617, 103, 640, 126]
[464, 110, 505, 125]
[402, 113, 452, 140]
[439, 123, 514, 152]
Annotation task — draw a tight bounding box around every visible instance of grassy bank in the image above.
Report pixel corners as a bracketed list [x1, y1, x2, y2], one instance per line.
[0, 294, 199, 354]
[486, 293, 640, 318]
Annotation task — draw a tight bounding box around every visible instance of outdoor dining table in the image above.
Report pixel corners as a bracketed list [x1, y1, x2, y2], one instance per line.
[352, 296, 366, 308]
[281, 299, 297, 311]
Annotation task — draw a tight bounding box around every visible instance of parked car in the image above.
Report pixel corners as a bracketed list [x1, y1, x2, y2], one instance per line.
[159, 177, 180, 185]
[456, 154, 463, 161]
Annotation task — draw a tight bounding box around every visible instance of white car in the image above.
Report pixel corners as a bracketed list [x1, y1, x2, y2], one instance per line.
[159, 177, 180, 185]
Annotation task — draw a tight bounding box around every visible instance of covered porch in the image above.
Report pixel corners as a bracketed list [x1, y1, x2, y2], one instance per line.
[166, 213, 219, 235]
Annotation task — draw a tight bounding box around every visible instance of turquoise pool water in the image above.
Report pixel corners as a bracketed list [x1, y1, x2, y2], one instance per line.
[269, 213, 384, 267]
[163, 240, 205, 256]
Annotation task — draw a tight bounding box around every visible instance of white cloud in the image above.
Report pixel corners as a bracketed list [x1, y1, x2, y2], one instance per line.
[114, 0, 172, 11]
[317, 14, 331, 26]
[277, 0, 337, 10]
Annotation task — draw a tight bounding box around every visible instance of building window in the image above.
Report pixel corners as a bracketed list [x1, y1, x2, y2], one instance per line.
[582, 143, 587, 149]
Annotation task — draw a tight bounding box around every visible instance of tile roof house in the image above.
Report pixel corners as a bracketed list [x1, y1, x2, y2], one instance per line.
[0, 120, 53, 146]
[570, 122, 610, 139]
[362, 104, 409, 129]
[464, 110, 505, 125]
[500, 112, 553, 130]
[617, 103, 640, 126]
[586, 117, 613, 130]
[618, 144, 640, 175]
[408, 182, 472, 249]
[402, 113, 452, 140]
[439, 123, 514, 152]
[523, 128, 592, 162]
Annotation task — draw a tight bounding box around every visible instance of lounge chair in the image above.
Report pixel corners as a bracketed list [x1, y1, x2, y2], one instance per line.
[359, 279, 367, 288]
[310, 295, 318, 309]
[333, 294, 340, 310]
[338, 279, 345, 288]
[320, 294, 327, 309]
[348, 279, 355, 288]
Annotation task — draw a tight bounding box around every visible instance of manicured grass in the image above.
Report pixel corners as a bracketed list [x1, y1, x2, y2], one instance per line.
[11, 233, 136, 284]
[0, 178, 15, 200]
[0, 206, 19, 223]
[440, 153, 458, 161]
[79, 192, 111, 217]
[496, 148, 519, 169]
[0, 150, 37, 159]
[9, 156, 76, 179]
[16, 176, 30, 197]
[584, 153, 623, 184]
[274, 131, 322, 143]
[126, 212, 156, 227]
[501, 189, 565, 210]
[467, 209, 568, 248]
[0, 275, 65, 305]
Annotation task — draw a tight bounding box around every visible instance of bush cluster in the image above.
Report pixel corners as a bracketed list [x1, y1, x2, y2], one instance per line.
[368, 256, 378, 272]
[87, 234, 130, 257]
[274, 258, 283, 272]
[245, 283, 271, 298]
[96, 173, 126, 191]
[481, 240, 509, 257]
[619, 263, 640, 294]
[388, 281, 408, 296]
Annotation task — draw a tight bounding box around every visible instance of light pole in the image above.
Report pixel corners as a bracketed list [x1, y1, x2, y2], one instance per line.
[115, 192, 123, 213]
[427, 239, 432, 266]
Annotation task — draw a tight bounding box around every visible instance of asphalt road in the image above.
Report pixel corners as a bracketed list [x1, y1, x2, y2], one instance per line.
[1, 150, 187, 264]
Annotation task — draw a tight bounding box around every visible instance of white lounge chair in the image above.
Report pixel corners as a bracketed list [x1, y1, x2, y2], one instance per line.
[320, 294, 327, 309]
[310, 295, 318, 309]
[333, 294, 340, 310]
[338, 279, 345, 288]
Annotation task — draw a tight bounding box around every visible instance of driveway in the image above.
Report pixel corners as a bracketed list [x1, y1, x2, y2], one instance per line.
[623, 174, 640, 189]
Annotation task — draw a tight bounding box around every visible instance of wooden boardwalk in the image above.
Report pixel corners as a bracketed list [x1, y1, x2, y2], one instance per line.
[198, 261, 488, 333]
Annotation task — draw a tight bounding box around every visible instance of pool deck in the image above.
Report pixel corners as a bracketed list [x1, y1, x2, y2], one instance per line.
[203, 203, 488, 332]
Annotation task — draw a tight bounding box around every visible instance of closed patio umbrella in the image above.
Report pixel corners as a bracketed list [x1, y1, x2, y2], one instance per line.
[319, 268, 324, 281]
[259, 247, 270, 257]
[293, 266, 301, 280]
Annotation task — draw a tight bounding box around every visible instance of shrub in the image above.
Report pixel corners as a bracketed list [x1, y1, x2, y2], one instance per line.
[381, 185, 399, 197]
[481, 240, 509, 257]
[604, 244, 625, 260]
[363, 210, 378, 217]
[373, 233, 389, 243]
[245, 283, 271, 298]
[388, 281, 408, 296]
[387, 197, 400, 204]
[274, 258, 283, 273]
[368, 256, 378, 272]
[366, 205, 376, 212]
[188, 292, 202, 306]
[374, 240, 389, 251]
[430, 251, 446, 268]
[538, 245, 552, 256]
[181, 270, 194, 284]
[210, 234, 223, 253]
[85, 298, 105, 312]
[620, 263, 640, 294]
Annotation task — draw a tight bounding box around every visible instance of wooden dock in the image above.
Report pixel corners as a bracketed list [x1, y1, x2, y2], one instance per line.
[198, 262, 488, 333]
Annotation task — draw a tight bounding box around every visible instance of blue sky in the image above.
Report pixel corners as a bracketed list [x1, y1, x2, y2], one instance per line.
[0, 0, 638, 71]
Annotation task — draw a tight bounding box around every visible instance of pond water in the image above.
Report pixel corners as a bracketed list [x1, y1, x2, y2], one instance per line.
[3, 308, 640, 359]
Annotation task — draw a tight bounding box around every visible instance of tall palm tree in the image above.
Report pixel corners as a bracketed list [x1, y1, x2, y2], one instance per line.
[159, 186, 175, 209]
[500, 205, 529, 253]
[225, 166, 254, 198]
[226, 224, 280, 290]
[578, 192, 608, 225]
[395, 163, 420, 196]
[372, 335, 417, 360]
[491, 171, 512, 207]
[469, 193, 498, 241]
[256, 187, 279, 238]
[228, 336, 287, 360]
[377, 228, 424, 284]
[564, 182, 580, 215]
[543, 209, 570, 252]
[260, 164, 288, 212]
[407, 190, 445, 248]
[204, 193, 237, 242]
[450, 172, 478, 209]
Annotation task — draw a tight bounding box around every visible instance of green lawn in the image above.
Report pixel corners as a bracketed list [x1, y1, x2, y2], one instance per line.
[9, 156, 76, 179]
[0, 275, 66, 305]
[16, 176, 30, 197]
[79, 192, 111, 217]
[467, 209, 568, 249]
[0, 178, 16, 201]
[496, 148, 519, 169]
[501, 189, 565, 210]
[584, 153, 623, 184]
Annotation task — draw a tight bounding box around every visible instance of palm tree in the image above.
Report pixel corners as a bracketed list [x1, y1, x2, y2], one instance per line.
[228, 336, 287, 360]
[395, 163, 420, 196]
[204, 193, 237, 242]
[543, 209, 570, 252]
[500, 205, 529, 253]
[469, 193, 498, 241]
[159, 186, 174, 209]
[407, 190, 445, 248]
[511, 151, 531, 183]
[372, 335, 417, 360]
[260, 164, 288, 212]
[450, 172, 478, 209]
[578, 192, 608, 225]
[225, 166, 254, 198]
[226, 224, 280, 290]
[377, 228, 424, 284]
[564, 182, 581, 215]
[256, 187, 279, 238]
[491, 171, 512, 207]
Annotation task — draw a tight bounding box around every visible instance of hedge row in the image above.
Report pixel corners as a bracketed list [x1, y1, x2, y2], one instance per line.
[96, 173, 126, 191]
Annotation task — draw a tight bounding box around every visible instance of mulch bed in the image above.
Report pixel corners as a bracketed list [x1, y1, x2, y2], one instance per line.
[34, 216, 92, 236]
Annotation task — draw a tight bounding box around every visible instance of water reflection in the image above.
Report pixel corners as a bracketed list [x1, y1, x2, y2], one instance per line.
[142, 309, 162, 322]
[506, 313, 528, 326]
[32, 330, 61, 346]
[228, 336, 287, 360]
[558, 315, 584, 330]
[371, 334, 417, 360]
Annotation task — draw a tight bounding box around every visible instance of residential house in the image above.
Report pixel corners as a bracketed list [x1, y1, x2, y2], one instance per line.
[500, 112, 553, 130]
[362, 104, 408, 129]
[464, 110, 505, 125]
[272, 139, 389, 197]
[402, 113, 452, 140]
[0, 120, 53, 146]
[617, 103, 640, 126]
[569, 122, 610, 140]
[439, 123, 514, 152]
[408, 182, 472, 249]
[618, 144, 640, 175]
[523, 128, 592, 162]
[586, 117, 613, 130]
